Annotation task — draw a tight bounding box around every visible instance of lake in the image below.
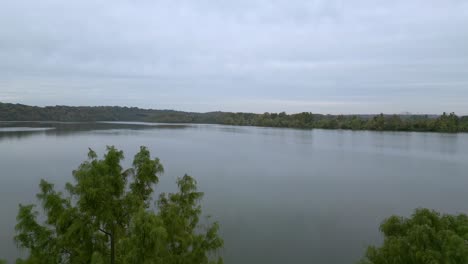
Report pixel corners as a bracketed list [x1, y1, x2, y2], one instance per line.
[1, 122, 468, 263]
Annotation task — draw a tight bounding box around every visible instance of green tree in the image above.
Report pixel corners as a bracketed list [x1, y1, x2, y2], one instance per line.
[367, 114, 385, 131]
[385, 115, 403, 131]
[435, 112, 459, 133]
[350, 116, 364, 130]
[359, 208, 468, 264]
[14, 146, 223, 264]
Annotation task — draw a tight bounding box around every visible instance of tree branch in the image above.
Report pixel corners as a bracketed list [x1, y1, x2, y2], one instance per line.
[99, 227, 112, 237]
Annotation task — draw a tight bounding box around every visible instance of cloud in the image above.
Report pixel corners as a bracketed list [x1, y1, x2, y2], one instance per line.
[0, 0, 467, 114]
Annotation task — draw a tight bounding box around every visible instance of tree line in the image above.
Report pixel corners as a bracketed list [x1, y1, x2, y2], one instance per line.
[218, 112, 467, 133]
[1, 102, 467, 132]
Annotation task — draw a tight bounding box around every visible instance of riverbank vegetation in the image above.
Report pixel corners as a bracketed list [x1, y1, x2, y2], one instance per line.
[13, 146, 223, 264]
[1, 102, 467, 133]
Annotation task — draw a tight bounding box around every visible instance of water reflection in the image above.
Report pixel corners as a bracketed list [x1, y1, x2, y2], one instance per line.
[0, 122, 190, 141]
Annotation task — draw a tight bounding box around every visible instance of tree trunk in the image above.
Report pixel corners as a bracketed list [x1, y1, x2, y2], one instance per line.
[110, 230, 115, 264]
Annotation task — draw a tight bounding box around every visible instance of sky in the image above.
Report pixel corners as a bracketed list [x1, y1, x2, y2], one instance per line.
[0, 0, 467, 114]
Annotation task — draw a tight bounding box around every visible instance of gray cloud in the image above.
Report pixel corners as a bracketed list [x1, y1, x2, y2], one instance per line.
[0, 0, 467, 114]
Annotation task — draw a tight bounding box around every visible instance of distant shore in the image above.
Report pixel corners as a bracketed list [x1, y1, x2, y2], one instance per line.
[1, 102, 467, 133]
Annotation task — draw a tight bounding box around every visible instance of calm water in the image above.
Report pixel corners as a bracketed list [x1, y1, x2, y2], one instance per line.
[1, 122, 468, 263]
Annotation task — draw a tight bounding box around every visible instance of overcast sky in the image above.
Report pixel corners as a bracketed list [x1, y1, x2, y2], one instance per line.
[0, 0, 467, 114]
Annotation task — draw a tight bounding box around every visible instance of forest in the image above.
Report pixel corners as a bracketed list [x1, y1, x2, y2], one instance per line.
[1, 102, 467, 133]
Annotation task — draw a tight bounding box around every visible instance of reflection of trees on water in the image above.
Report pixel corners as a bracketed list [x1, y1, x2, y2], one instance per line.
[0, 122, 190, 141]
[0, 130, 49, 140]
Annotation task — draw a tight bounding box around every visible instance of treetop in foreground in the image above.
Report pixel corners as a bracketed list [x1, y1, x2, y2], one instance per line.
[360, 208, 468, 264]
[14, 146, 223, 264]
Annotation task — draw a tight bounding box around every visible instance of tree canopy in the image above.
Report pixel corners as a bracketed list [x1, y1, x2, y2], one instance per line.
[14, 146, 223, 264]
[360, 208, 468, 264]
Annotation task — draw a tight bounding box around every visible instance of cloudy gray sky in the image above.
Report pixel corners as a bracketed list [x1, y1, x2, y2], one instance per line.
[0, 0, 467, 114]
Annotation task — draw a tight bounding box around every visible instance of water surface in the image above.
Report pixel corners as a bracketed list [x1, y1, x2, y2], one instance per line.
[1, 122, 467, 263]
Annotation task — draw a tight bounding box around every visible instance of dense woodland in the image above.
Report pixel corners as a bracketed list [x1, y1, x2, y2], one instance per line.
[1, 102, 467, 133]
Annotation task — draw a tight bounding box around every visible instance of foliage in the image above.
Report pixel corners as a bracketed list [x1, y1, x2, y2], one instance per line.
[1, 102, 468, 133]
[14, 146, 223, 264]
[359, 208, 468, 264]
